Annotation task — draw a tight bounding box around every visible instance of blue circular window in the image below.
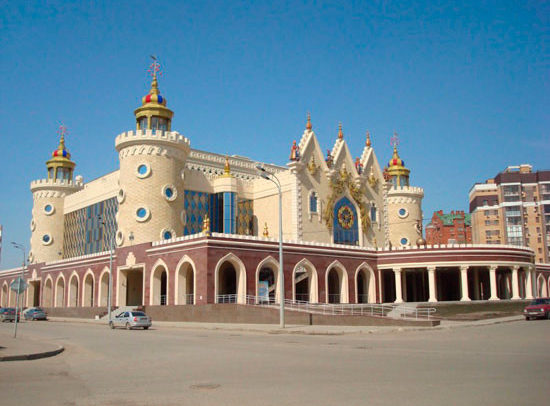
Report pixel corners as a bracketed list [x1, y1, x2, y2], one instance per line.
[43, 234, 51, 243]
[136, 208, 147, 218]
[138, 164, 148, 175]
[45, 204, 53, 213]
[400, 237, 408, 245]
[163, 230, 173, 240]
[165, 187, 173, 198]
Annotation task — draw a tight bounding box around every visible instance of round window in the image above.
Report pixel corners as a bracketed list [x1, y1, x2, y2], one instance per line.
[117, 188, 126, 204]
[44, 204, 54, 215]
[136, 163, 151, 178]
[162, 185, 177, 201]
[400, 237, 409, 246]
[135, 207, 151, 222]
[42, 234, 53, 245]
[116, 230, 124, 246]
[163, 230, 172, 240]
[398, 208, 408, 218]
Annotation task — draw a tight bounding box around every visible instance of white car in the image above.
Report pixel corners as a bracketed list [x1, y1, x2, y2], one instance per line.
[109, 311, 152, 330]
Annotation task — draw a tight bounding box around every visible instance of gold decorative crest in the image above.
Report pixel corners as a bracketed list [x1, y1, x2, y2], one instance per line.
[323, 168, 371, 233]
[307, 157, 319, 175]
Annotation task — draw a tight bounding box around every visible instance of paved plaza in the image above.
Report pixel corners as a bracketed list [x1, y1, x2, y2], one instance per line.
[1, 319, 549, 405]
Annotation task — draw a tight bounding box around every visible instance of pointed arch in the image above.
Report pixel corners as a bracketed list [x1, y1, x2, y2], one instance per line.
[255, 255, 280, 303]
[55, 273, 66, 307]
[292, 258, 319, 303]
[98, 267, 110, 307]
[68, 271, 80, 307]
[332, 195, 362, 246]
[150, 258, 170, 306]
[355, 263, 377, 304]
[82, 269, 95, 307]
[1, 281, 8, 307]
[43, 275, 53, 307]
[214, 253, 247, 304]
[325, 260, 349, 303]
[175, 255, 196, 305]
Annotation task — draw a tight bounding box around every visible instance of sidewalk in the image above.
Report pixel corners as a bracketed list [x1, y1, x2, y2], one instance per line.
[0, 328, 64, 362]
[0, 315, 524, 361]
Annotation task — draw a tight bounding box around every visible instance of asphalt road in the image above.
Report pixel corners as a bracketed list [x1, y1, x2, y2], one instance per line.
[1, 319, 549, 406]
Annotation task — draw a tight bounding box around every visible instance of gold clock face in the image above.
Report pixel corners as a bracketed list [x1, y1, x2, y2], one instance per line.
[337, 205, 355, 229]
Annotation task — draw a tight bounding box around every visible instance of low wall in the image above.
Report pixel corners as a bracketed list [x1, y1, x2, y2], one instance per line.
[143, 305, 439, 327]
[40, 305, 439, 327]
[42, 307, 108, 319]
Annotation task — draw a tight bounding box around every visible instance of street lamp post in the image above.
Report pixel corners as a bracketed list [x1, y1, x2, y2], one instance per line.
[99, 216, 114, 326]
[11, 242, 26, 338]
[256, 165, 284, 328]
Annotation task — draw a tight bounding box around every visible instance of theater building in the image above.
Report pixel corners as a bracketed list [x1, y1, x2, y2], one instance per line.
[1, 72, 549, 312]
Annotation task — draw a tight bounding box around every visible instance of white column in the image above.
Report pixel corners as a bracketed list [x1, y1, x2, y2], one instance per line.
[489, 265, 498, 301]
[511, 266, 520, 300]
[525, 268, 533, 299]
[427, 266, 437, 302]
[394, 268, 403, 303]
[460, 265, 470, 302]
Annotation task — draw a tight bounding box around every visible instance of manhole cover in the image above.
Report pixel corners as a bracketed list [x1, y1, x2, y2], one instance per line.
[190, 383, 221, 390]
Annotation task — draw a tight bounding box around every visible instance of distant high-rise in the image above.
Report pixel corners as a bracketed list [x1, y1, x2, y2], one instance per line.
[469, 164, 550, 263]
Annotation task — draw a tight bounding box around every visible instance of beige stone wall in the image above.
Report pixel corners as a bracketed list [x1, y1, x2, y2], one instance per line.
[387, 186, 424, 247]
[64, 171, 119, 213]
[115, 130, 190, 246]
[29, 179, 82, 263]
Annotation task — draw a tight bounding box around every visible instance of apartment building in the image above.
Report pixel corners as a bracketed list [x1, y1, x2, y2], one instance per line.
[470, 164, 550, 263]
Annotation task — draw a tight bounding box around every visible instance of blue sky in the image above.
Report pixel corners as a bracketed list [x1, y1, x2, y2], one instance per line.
[0, 0, 548, 269]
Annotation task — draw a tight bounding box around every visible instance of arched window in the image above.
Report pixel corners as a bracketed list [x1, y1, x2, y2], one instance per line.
[370, 205, 377, 223]
[333, 197, 359, 245]
[309, 192, 318, 213]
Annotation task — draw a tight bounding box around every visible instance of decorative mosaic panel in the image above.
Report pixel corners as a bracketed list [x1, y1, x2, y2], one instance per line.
[63, 197, 118, 257]
[184, 190, 210, 235]
[237, 199, 254, 235]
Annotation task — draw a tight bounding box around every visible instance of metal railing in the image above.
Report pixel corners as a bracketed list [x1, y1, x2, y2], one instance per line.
[160, 295, 167, 306]
[214, 294, 436, 320]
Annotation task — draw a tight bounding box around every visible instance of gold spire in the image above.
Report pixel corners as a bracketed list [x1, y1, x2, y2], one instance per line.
[263, 222, 269, 237]
[149, 73, 159, 96]
[338, 122, 343, 139]
[366, 131, 371, 147]
[222, 155, 232, 177]
[306, 112, 312, 131]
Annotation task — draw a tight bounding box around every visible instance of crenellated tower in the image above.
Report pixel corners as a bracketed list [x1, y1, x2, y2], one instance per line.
[29, 127, 83, 263]
[384, 137, 424, 247]
[115, 68, 190, 247]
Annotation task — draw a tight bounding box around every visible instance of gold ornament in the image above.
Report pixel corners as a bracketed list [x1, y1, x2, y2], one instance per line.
[368, 167, 378, 188]
[307, 157, 319, 175]
[202, 214, 211, 236]
[263, 222, 269, 237]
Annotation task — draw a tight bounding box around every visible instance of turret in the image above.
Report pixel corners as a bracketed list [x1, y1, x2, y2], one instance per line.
[115, 67, 190, 247]
[384, 135, 424, 247]
[29, 127, 83, 263]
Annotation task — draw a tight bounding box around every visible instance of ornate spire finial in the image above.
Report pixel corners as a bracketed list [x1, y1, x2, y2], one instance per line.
[147, 55, 162, 95]
[306, 112, 312, 131]
[338, 122, 343, 139]
[224, 156, 231, 175]
[390, 131, 399, 152]
[263, 222, 269, 237]
[57, 123, 68, 149]
[366, 131, 371, 147]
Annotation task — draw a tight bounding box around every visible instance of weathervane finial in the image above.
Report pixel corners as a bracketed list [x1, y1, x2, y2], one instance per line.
[390, 131, 399, 150]
[57, 122, 68, 146]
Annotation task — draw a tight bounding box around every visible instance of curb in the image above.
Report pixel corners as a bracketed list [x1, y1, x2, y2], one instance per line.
[0, 345, 65, 362]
